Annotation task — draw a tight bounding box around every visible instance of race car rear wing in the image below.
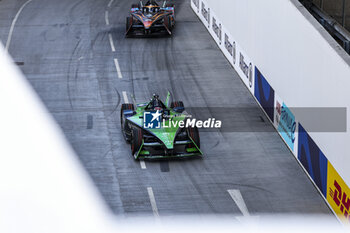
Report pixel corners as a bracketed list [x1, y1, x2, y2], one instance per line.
[138, 0, 170, 8]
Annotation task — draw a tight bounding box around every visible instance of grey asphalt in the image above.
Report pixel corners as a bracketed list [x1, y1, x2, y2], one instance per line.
[0, 0, 333, 217]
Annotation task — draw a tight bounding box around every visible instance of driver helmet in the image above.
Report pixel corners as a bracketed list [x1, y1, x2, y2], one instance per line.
[152, 94, 162, 110]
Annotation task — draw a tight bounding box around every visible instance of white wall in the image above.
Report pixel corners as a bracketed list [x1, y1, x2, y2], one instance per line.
[191, 0, 350, 188]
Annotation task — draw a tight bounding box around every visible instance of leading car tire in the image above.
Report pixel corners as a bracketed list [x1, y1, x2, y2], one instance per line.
[121, 103, 134, 143]
[131, 127, 143, 158]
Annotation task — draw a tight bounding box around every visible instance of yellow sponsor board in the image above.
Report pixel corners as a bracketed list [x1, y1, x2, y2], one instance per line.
[327, 162, 350, 224]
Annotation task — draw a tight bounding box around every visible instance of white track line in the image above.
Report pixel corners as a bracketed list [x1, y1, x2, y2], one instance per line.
[108, 33, 115, 52]
[108, 0, 145, 169]
[140, 160, 147, 169]
[147, 187, 160, 218]
[122, 91, 129, 103]
[227, 189, 250, 217]
[107, 0, 114, 8]
[5, 0, 32, 52]
[105, 11, 109, 25]
[114, 58, 122, 78]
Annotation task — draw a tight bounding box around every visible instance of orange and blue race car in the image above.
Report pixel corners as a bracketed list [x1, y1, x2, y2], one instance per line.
[126, 0, 175, 36]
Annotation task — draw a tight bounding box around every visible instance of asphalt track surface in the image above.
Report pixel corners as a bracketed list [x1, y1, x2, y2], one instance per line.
[0, 0, 333, 217]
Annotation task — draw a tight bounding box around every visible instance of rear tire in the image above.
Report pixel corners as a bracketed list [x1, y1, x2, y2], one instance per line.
[188, 126, 200, 149]
[131, 127, 143, 158]
[121, 103, 134, 143]
[170, 101, 184, 108]
[170, 101, 184, 112]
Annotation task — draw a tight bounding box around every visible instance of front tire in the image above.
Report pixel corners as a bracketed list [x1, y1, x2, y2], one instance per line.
[165, 4, 175, 23]
[131, 127, 143, 158]
[121, 103, 134, 143]
[126, 16, 132, 33]
[164, 15, 173, 32]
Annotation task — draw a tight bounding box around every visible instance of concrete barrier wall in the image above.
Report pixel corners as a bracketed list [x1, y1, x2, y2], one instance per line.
[191, 0, 350, 222]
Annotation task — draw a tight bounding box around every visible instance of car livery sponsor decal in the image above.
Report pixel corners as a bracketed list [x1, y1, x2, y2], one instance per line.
[327, 162, 350, 223]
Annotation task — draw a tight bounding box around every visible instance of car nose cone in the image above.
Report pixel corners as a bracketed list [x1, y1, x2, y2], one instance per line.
[143, 21, 153, 28]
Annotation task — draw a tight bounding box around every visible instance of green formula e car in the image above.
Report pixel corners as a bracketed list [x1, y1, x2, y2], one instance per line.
[120, 93, 202, 160]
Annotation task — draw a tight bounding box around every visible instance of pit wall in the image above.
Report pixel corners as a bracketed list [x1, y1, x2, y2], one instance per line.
[191, 0, 350, 222]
